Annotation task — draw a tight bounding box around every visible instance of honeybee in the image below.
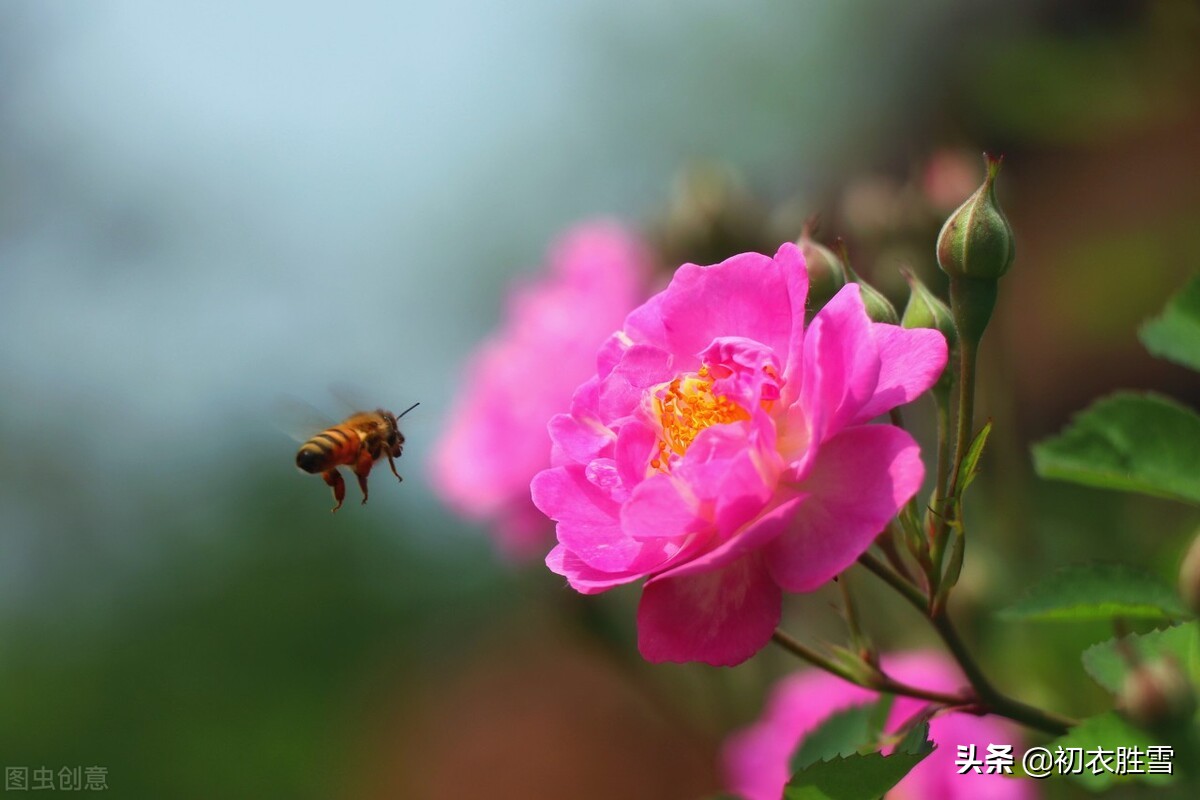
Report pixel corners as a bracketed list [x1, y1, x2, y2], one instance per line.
[295, 402, 419, 512]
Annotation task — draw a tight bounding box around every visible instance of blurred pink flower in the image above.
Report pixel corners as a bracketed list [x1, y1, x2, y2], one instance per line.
[432, 222, 651, 558]
[533, 243, 946, 665]
[922, 149, 983, 213]
[722, 652, 1036, 800]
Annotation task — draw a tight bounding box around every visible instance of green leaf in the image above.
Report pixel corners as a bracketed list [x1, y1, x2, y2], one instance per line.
[956, 420, 992, 496]
[1140, 275, 1200, 372]
[1082, 623, 1200, 694]
[865, 695, 895, 745]
[1038, 711, 1175, 789]
[936, 528, 965, 603]
[998, 563, 1189, 622]
[895, 721, 933, 756]
[784, 739, 933, 800]
[791, 702, 879, 772]
[1032, 392, 1200, 505]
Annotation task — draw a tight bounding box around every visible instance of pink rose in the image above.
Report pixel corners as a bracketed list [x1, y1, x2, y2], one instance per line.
[533, 243, 947, 665]
[723, 652, 1036, 800]
[433, 222, 651, 558]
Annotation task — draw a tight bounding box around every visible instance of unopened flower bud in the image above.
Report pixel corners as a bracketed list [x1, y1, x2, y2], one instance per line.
[936, 153, 1015, 282]
[849, 269, 899, 325]
[901, 268, 957, 347]
[935, 154, 1014, 347]
[796, 223, 847, 310]
[1178, 529, 1200, 617]
[1119, 658, 1196, 729]
[836, 242, 898, 324]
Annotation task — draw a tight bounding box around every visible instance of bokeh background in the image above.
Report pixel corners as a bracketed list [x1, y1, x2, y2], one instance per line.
[2, 1, 1199, 798]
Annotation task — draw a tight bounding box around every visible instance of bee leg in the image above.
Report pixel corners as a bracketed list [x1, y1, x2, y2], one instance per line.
[386, 453, 404, 484]
[353, 450, 375, 505]
[322, 469, 346, 513]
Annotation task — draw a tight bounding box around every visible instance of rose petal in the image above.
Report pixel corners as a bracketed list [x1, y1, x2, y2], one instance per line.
[548, 411, 614, 466]
[854, 324, 948, 423]
[767, 424, 923, 592]
[637, 553, 780, 666]
[625, 247, 800, 363]
[532, 466, 646, 572]
[621, 472, 708, 541]
[799, 284, 881, 443]
[699, 336, 784, 409]
[614, 418, 658, 493]
[598, 344, 676, 421]
[672, 415, 783, 539]
[546, 544, 646, 594]
[657, 491, 805, 580]
[776, 242, 811, 406]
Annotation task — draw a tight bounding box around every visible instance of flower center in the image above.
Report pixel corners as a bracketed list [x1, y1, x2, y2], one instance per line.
[650, 366, 750, 470]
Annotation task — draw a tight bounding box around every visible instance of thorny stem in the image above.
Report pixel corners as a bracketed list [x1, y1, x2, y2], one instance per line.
[876, 523, 918, 585]
[837, 571, 869, 658]
[771, 629, 848, 679]
[774, 265, 1079, 736]
[948, 336, 978, 504]
[932, 387, 952, 519]
[936, 336, 978, 545]
[771, 629, 969, 709]
[859, 548, 928, 613]
[881, 407, 922, 585]
[856, 551, 1076, 736]
[890, 407, 921, 523]
[926, 385, 954, 588]
[928, 612, 1075, 736]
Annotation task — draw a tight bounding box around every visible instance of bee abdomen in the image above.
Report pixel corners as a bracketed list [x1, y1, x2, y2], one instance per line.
[296, 426, 359, 473]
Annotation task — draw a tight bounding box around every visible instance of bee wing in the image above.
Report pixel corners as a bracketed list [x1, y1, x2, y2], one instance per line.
[274, 395, 338, 443]
[328, 383, 421, 428]
[328, 381, 372, 416]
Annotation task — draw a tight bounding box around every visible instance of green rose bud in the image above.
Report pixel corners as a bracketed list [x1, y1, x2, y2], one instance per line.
[936, 153, 1015, 281]
[795, 222, 847, 311]
[1119, 657, 1197, 730]
[833, 241, 898, 324]
[849, 271, 899, 325]
[901, 268, 957, 347]
[855, 275, 899, 325]
[935, 154, 1014, 348]
[1178, 529, 1200, 617]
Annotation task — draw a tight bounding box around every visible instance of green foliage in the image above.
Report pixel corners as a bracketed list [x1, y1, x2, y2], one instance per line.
[1032, 392, 1200, 505]
[1033, 277, 1200, 507]
[956, 420, 992, 497]
[1039, 712, 1176, 790]
[791, 701, 885, 771]
[784, 723, 933, 800]
[894, 721, 932, 756]
[999, 564, 1189, 622]
[1082, 623, 1200, 694]
[1140, 275, 1200, 372]
[866, 695, 896, 747]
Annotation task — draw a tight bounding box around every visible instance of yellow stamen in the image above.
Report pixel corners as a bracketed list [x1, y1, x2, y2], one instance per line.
[651, 370, 750, 470]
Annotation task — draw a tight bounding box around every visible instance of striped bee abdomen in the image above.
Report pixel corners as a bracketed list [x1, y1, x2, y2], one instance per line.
[295, 425, 361, 473]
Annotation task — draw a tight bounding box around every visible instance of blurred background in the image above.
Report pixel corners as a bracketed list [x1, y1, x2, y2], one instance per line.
[2, 1, 1199, 797]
